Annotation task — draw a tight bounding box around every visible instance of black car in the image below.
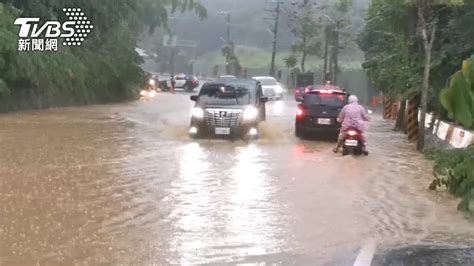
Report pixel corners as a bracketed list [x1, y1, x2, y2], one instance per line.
[189, 79, 267, 139]
[295, 86, 348, 138]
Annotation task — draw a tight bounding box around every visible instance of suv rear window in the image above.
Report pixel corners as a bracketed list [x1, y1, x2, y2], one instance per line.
[303, 93, 347, 107]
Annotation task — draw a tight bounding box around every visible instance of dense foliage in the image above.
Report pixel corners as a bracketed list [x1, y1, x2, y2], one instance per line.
[285, 0, 357, 73]
[429, 146, 474, 215]
[440, 56, 474, 129]
[358, 0, 418, 98]
[0, 0, 206, 112]
[359, 0, 474, 108]
[362, 1, 474, 213]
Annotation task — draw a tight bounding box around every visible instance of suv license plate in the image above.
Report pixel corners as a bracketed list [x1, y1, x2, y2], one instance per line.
[345, 140, 358, 147]
[215, 127, 231, 135]
[317, 118, 331, 125]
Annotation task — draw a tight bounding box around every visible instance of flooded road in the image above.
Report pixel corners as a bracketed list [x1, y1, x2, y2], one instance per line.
[1, 92, 473, 265]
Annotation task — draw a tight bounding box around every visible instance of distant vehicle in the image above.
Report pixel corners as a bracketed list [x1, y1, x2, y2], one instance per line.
[165, 74, 199, 92]
[295, 82, 342, 101]
[294, 86, 307, 101]
[189, 79, 268, 140]
[294, 73, 315, 101]
[295, 85, 348, 139]
[251, 76, 285, 100]
[218, 75, 237, 80]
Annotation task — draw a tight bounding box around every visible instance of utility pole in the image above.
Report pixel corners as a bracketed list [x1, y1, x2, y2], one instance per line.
[218, 11, 232, 75]
[323, 14, 339, 86]
[322, 25, 330, 82]
[269, 0, 281, 77]
[226, 13, 231, 45]
[226, 13, 231, 75]
[332, 22, 339, 86]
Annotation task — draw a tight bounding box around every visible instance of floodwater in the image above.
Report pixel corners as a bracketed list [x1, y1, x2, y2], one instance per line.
[1, 92, 473, 265]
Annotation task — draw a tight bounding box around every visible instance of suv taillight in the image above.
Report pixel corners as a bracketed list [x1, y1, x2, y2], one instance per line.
[296, 105, 305, 120]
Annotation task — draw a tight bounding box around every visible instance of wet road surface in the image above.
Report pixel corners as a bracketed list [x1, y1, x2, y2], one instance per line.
[1, 92, 473, 265]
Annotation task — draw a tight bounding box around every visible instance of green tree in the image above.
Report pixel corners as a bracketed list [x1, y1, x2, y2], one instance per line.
[358, 0, 417, 98]
[359, 0, 471, 150]
[283, 54, 298, 70]
[221, 41, 241, 76]
[440, 56, 474, 129]
[286, 0, 323, 72]
[0, 0, 206, 112]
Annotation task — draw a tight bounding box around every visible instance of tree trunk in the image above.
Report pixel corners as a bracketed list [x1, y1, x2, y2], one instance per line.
[169, 47, 177, 75]
[416, 6, 436, 151]
[395, 99, 407, 131]
[332, 26, 339, 85]
[301, 52, 306, 73]
[417, 47, 431, 151]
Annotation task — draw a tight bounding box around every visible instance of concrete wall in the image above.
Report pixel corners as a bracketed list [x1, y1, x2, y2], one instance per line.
[421, 112, 474, 149]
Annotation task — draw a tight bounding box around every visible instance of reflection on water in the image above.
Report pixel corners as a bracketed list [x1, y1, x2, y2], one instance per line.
[228, 145, 278, 256]
[169, 143, 285, 264]
[170, 142, 212, 264]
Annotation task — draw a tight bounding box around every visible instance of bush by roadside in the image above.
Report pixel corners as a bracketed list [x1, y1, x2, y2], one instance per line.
[427, 145, 474, 215]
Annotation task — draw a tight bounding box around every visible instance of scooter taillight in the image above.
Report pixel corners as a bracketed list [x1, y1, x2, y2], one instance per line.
[347, 130, 358, 136]
[344, 128, 362, 140]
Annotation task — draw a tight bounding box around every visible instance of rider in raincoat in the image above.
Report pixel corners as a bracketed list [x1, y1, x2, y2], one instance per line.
[333, 95, 370, 155]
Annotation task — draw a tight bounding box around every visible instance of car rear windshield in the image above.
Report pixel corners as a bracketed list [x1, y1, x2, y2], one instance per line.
[303, 93, 347, 107]
[199, 83, 253, 105]
[219, 76, 237, 79]
[257, 78, 278, 86]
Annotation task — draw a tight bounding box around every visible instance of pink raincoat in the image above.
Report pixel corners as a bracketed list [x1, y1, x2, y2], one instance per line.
[337, 102, 370, 132]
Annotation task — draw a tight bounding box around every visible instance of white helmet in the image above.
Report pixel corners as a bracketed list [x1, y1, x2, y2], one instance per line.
[348, 95, 359, 103]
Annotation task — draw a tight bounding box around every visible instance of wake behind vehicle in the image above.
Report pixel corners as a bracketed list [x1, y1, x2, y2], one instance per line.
[251, 76, 285, 100]
[189, 79, 267, 140]
[295, 85, 348, 139]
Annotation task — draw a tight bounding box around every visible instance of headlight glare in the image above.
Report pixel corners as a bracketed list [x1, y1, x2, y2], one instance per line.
[243, 107, 259, 120]
[192, 107, 204, 119]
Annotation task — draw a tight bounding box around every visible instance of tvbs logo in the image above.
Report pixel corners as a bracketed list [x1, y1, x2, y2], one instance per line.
[14, 7, 93, 52]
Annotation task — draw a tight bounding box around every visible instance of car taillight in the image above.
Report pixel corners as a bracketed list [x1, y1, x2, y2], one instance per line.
[296, 105, 305, 119]
[297, 108, 303, 116]
[304, 87, 310, 93]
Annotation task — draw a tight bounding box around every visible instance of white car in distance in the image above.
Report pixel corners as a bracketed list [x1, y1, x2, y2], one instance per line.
[252, 76, 285, 100]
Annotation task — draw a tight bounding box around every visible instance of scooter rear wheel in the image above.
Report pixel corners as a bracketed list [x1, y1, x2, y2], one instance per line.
[342, 146, 350, 156]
